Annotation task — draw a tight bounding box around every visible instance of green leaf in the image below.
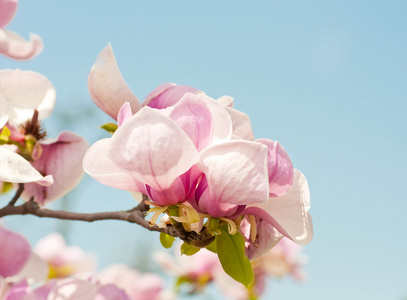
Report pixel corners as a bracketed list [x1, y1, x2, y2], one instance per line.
[205, 237, 217, 253]
[99, 122, 118, 134]
[216, 227, 254, 287]
[180, 242, 200, 256]
[159, 232, 175, 249]
[0, 126, 10, 144]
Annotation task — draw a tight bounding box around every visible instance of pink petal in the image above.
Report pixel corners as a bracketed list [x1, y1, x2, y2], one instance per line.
[257, 139, 294, 196]
[240, 216, 283, 261]
[22, 132, 88, 205]
[11, 253, 48, 284]
[48, 278, 98, 300]
[0, 147, 53, 186]
[0, 30, 43, 61]
[225, 106, 255, 141]
[95, 284, 130, 300]
[0, 69, 55, 126]
[0, 0, 18, 28]
[83, 138, 146, 193]
[108, 107, 199, 191]
[245, 170, 313, 245]
[216, 95, 234, 107]
[0, 226, 31, 277]
[117, 102, 133, 127]
[143, 83, 201, 109]
[198, 140, 269, 206]
[88, 44, 140, 120]
[198, 95, 233, 144]
[169, 93, 213, 151]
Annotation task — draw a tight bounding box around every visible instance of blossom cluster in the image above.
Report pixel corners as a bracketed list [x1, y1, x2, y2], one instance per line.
[83, 44, 313, 285]
[0, 227, 173, 300]
[0, 0, 313, 296]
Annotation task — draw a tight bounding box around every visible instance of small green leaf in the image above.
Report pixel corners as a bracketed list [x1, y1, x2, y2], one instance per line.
[159, 232, 175, 249]
[216, 227, 254, 287]
[205, 238, 217, 253]
[180, 242, 200, 256]
[0, 126, 10, 144]
[99, 122, 118, 134]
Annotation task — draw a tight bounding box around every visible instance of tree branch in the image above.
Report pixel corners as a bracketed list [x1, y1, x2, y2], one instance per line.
[8, 183, 24, 206]
[0, 193, 214, 245]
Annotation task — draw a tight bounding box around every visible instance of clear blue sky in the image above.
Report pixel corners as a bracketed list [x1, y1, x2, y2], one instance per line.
[2, 1, 407, 299]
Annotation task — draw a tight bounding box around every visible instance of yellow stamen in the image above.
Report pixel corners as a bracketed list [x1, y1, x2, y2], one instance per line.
[248, 215, 258, 246]
[220, 217, 237, 235]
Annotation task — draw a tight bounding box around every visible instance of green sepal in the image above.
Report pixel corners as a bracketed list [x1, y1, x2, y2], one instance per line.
[180, 242, 200, 256]
[216, 227, 254, 287]
[100, 123, 118, 134]
[205, 237, 218, 253]
[159, 232, 175, 249]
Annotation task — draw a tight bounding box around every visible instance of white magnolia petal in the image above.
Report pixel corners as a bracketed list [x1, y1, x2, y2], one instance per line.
[109, 107, 199, 190]
[198, 94, 233, 144]
[0, 69, 55, 126]
[88, 44, 141, 120]
[216, 95, 234, 107]
[198, 140, 269, 205]
[83, 138, 145, 192]
[225, 106, 255, 141]
[0, 30, 43, 60]
[0, 147, 53, 185]
[249, 169, 313, 245]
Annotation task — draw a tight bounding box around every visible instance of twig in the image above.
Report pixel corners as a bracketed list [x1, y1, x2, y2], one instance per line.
[0, 196, 214, 245]
[8, 183, 24, 206]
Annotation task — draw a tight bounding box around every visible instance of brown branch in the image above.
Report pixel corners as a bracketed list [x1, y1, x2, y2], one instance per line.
[8, 183, 24, 206]
[0, 194, 214, 245]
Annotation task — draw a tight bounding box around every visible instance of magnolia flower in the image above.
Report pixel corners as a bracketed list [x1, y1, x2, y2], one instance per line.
[88, 44, 201, 121]
[98, 264, 171, 300]
[3, 278, 131, 300]
[33, 232, 97, 279]
[0, 69, 56, 128]
[83, 93, 232, 207]
[252, 237, 308, 281]
[0, 0, 43, 60]
[190, 138, 312, 258]
[0, 225, 30, 278]
[21, 131, 89, 205]
[154, 247, 221, 292]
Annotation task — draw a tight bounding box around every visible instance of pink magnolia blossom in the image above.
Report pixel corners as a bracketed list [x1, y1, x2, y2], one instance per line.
[0, 69, 56, 127]
[98, 264, 170, 300]
[253, 237, 308, 281]
[4, 278, 131, 300]
[0, 0, 43, 60]
[0, 225, 30, 278]
[33, 233, 97, 279]
[84, 93, 233, 206]
[21, 131, 89, 205]
[87, 44, 201, 120]
[190, 138, 312, 258]
[154, 247, 221, 292]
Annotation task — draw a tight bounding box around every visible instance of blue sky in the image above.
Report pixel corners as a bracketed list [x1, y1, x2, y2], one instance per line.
[2, 1, 407, 299]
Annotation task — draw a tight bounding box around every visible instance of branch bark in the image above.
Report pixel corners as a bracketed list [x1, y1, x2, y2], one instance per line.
[1, 190, 214, 245]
